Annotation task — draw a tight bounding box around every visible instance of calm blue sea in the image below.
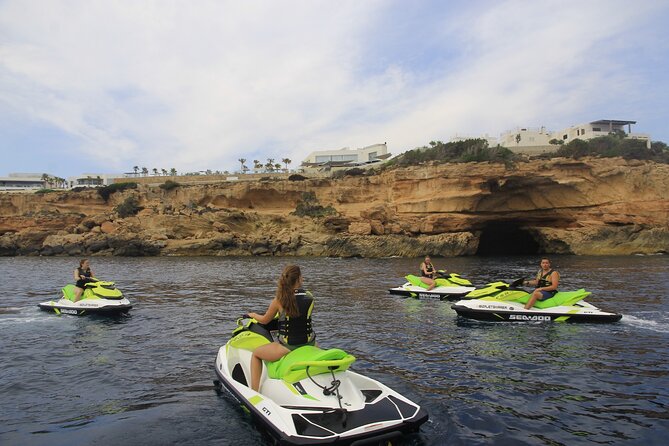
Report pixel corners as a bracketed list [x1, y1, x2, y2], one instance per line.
[1, 255, 668, 445]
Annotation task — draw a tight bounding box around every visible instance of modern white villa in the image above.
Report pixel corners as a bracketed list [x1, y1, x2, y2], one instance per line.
[301, 143, 390, 172]
[66, 173, 120, 188]
[452, 119, 651, 155]
[0, 173, 49, 191]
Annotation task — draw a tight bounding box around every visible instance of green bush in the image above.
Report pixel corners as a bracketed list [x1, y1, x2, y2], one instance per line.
[159, 180, 181, 191]
[547, 136, 668, 163]
[115, 196, 143, 218]
[35, 189, 57, 194]
[292, 192, 337, 217]
[98, 182, 138, 202]
[392, 139, 520, 167]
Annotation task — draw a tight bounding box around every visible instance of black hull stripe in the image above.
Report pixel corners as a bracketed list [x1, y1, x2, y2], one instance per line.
[37, 304, 132, 316]
[451, 305, 622, 323]
[387, 289, 469, 301]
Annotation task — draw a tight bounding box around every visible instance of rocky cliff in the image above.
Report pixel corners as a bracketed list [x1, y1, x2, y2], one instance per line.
[1, 157, 668, 257]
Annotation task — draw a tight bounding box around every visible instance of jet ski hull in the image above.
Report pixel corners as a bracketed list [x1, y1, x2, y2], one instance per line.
[451, 301, 622, 323]
[38, 298, 132, 316]
[215, 321, 428, 445]
[388, 284, 475, 300]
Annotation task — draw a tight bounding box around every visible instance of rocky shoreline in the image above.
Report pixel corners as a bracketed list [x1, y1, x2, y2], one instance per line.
[1, 157, 668, 257]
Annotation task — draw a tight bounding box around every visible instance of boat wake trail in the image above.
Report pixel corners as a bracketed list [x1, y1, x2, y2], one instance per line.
[622, 313, 669, 333]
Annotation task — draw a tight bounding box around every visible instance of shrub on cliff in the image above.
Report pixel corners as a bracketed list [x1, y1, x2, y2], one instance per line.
[288, 174, 308, 181]
[159, 180, 181, 191]
[34, 189, 57, 195]
[98, 182, 138, 202]
[548, 136, 669, 163]
[331, 168, 366, 179]
[393, 139, 520, 167]
[292, 192, 337, 217]
[115, 196, 143, 218]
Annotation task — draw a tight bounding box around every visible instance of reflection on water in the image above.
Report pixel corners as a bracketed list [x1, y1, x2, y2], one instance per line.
[0, 255, 668, 445]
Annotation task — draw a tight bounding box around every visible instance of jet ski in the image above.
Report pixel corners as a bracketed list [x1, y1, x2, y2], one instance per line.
[214, 316, 428, 445]
[38, 280, 132, 316]
[451, 279, 622, 323]
[388, 271, 476, 300]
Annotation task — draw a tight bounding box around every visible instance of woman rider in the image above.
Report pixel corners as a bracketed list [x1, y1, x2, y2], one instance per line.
[419, 256, 439, 291]
[73, 259, 94, 302]
[246, 265, 316, 392]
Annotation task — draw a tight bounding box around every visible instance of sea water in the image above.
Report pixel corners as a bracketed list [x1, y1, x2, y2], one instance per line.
[1, 255, 668, 445]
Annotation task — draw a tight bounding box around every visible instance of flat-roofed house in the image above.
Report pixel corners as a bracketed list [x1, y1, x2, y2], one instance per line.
[0, 173, 47, 191]
[301, 143, 390, 173]
[557, 120, 650, 148]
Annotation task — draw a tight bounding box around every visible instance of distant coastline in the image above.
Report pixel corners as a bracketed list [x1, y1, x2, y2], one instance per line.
[1, 157, 668, 257]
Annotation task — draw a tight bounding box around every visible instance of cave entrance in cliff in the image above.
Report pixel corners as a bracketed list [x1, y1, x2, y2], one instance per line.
[476, 222, 540, 255]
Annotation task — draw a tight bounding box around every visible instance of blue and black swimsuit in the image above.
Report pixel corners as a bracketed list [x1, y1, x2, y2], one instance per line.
[421, 263, 435, 278]
[75, 267, 93, 289]
[536, 269, 558, 300]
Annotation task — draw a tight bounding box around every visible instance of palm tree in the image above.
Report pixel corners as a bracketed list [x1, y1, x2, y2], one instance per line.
[170, 168, 177, 176]
[40, 173, 50, 188]
[253, 160, 262, 173]
[133, 165, 139, 176]
[238, 158, 247, 173]
[161, 168, 168, 176]
[274, 163, 281, 172]
[266, 158, 275, 172]
[282, 158, 291, 172]
[141, 167, 148, 176]
[152, 168, 159, 176]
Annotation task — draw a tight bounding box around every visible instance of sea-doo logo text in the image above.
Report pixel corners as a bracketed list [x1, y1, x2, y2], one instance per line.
[418, 293, 434, 298]
[509, 315, 551, 321]
[60, 309, 78, 315]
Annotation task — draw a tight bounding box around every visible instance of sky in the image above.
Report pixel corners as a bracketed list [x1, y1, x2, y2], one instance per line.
[1, 0, 668, 177]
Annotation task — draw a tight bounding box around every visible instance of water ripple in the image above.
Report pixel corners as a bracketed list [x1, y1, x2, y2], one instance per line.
[0, 255, 668, 445]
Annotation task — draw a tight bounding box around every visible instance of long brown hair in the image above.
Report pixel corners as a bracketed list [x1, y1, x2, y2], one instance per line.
[276, 265, 301, 318]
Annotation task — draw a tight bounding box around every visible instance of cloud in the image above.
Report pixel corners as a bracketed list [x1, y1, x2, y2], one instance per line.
[0, 0, 667, 175]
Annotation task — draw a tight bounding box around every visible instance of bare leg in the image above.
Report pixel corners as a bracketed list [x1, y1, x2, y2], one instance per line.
[422, 277, 435, 290]
[251, 342, 290, 392]
[524, 289, 542, 310]
[73, 286, 84, 302]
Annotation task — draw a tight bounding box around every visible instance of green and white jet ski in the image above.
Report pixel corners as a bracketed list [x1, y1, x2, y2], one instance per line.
[451, 279, 622, 323]
[38, 280, 132, 316]
[214, 316, 428, 445]
[388, 271, 476, 300]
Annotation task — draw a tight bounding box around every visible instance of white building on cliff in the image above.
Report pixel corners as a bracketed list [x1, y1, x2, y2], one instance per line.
[452, 119, 651, 155]
[301, 143, 390, 172]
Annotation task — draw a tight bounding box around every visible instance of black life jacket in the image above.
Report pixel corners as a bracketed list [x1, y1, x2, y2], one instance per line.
[278, 290, 315, 346]
[421, 262, 434, 277]
[536, 269, 555, 288]
[78, 267, 92, 279]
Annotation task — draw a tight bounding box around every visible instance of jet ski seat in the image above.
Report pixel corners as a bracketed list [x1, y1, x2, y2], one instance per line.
[515, 289, 591, 309]
[267, 346, 356, 383]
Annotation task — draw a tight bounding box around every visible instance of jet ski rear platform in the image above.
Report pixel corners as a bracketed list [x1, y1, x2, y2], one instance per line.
[215, 317, 428, 445]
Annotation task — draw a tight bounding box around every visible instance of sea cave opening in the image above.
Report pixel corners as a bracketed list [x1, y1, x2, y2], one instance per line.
[476, 221, 540, 256]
